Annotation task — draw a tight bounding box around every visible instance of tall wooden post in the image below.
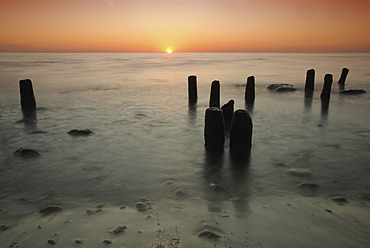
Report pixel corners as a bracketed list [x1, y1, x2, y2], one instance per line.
[245, 76, 255, 104]
[209, 80, 220, 108]
[19, 79, 36, 110]
[320, 74, 333, 100]
[188, 75, 198, 105]
[304, 69, 315, 97]
[204, 107, 225, 149]
[337, 68, 349, 85]
[230, 109, 253, 151]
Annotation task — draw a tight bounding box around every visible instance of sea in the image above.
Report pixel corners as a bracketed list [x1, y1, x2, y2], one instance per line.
[0, 53, 370, 245]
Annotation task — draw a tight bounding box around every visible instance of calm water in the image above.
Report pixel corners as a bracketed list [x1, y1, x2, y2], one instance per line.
[0, 52, 370, 216]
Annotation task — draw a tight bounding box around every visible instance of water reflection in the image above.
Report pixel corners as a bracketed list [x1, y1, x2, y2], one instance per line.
[245, 102, 254, 116]
[21, 108, 37, 131]
[203, 147, 251, 218]
[188, 104, 197, 126]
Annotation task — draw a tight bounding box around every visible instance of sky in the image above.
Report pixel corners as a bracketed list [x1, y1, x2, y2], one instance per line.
[1, 0, 370, 53]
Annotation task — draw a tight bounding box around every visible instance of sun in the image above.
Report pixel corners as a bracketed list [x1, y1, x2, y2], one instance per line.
[166, 48, 172, 54]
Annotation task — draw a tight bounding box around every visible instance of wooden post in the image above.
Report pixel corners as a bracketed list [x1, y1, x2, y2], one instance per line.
[337, 68, 349, 85]
[19, 79, 36, 110]
[320, 74, 333, 100]
[209, 80, 220, 108]
[245, 76, 255, 104]
[188, 75, 198, 105]
[204, 107, 225, 149]
[230, 109, 253, 151]
[221, 100, 234, 129]
[304, 69, 315, 97]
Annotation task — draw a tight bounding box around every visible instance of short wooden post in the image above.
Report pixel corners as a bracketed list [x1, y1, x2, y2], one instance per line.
[209, 80, 220, 108]
[221, 100, 234, 129]
[188, 75, 198, 105]
[19, 79, 36, 110]
[204, 107, 225, 149]
[245, 76, 255, 104]
[230, 109, 253, 151]
[304, 69, 315, 97]
[320, 74, 333, 100]
[337, 68, 349, 85]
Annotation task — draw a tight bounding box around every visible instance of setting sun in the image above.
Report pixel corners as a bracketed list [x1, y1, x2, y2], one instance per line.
[167, 49, 172, 54]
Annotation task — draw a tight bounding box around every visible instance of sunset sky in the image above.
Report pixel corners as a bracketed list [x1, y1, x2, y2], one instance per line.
[1, 0, 370, 53]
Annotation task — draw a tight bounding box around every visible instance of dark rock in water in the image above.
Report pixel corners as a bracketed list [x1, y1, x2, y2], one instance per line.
[0, 224, 10, 231]
[67, 129, 93, 136]
[48, 239, 57, 245]
[13, 148, 41, 158]
[175, 188, 189, 199]
[136, 202, 150, 211]
[288, 169, 313, 177]
[102, 239, 113, 244]
[297, 183, 319, 190]
[39, 205, 64, 215]
[340, 89, 366, 95]
[197, 229, 222, 239]
[107, 225, 128, 234]
[331, 197, 348, 204]
[209, 183, 226, 192]
[356, 192, 370, 201]
[268, 84, 297, 92]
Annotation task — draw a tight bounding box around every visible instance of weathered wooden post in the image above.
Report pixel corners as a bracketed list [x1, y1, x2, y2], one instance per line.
[320, 74, 333, 100]
[221, 100, 234, 129]
[19, 79, 36, 110]
[188, 75, 198, 105]
[230, 109, 253, 152]
[209, 80, 220, 108]
[245, 76, 255, 104]
[204, 107, 225, 149]
[337, 68, 349, 85]
[304, 69, 315, 97]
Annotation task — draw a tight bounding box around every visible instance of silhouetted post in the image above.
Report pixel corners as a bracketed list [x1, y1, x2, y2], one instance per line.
[204, 107, 225, 149]
[245, 76, 255, 104]
[304, 69, 315, 97]
[188, 75, 198, 105]
[338, 68, 349, 85]
[230, 109, 253, 151]
[221, 100, 234, 129]
[320, 74, 333, 100]
[19, 79, 36, 110]
[209, 80, 220, 108]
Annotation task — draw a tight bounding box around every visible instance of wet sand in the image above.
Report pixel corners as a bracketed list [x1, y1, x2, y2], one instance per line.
[1, 193, 370, 248]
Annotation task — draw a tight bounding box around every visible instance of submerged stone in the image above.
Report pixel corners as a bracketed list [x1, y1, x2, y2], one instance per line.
[13, 148, 41, 158]
[331, 197, 348, 204]
[67, 129, 93, 136]
[197, 229, 222, 239]
[288, 168, 313, 177]
[39, 205, 64, 215]
[136, 202, 149, 211]
[340, 89, 366, 95]
[268, 84, 297, 92]
[107, 225, 128, 234]
[298, 183, 319, 190]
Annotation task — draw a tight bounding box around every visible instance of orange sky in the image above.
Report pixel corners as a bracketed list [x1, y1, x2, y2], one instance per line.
[1, 0, 370, 52]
